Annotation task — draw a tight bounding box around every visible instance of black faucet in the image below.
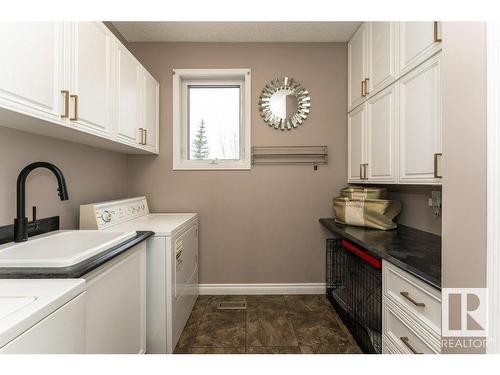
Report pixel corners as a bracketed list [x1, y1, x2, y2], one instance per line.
[14, 162, 69, 242]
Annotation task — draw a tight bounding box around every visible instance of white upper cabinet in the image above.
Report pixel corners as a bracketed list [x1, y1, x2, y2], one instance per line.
[399, 54, 442, 184]
[398, 22, 442, 76]
[366, 84, 397, 183]
[348, 104, 367, 183]
[68, 22, 113, 137]
[0, 22, 159, 155]
[366, 22, 397, 97]
[0, 22, 64, 121]
[114, 42, 142, 147]
[346, 21, 442, 185]
[142, 69, 160, 153]
[348, 24, 367, 111]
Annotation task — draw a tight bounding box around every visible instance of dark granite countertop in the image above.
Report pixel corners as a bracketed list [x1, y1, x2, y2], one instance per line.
[0, 231, 154, 279]
[319, 219, 441, 290]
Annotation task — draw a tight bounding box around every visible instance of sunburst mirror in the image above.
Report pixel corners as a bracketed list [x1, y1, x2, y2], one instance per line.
[258, 77, 311, 131]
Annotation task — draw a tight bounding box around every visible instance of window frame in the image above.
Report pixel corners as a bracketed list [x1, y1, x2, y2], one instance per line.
[173, 68, 251, 170]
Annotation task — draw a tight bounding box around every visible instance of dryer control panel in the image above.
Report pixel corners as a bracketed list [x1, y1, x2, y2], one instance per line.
[79, 197, 149, 230]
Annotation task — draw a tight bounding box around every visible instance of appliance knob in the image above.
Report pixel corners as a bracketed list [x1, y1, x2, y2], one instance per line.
[102, 210, 112, 223]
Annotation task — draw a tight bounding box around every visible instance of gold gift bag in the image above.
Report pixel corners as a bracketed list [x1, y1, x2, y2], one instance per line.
[340, 186, 388, 200]
[333, 197, 401, 230]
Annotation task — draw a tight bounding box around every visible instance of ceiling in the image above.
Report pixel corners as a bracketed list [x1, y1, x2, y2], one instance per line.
[111, 22, 361, 43]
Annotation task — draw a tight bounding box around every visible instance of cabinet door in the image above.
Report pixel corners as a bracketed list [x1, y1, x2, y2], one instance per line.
[399, 54, 442, 184]
[348, 104, 366, 182]
[84, 243, 146, 354]
[0, 22, 64, 121]
[399, 22, 442, 76]
[367, 22, 397, 97]
[348, 24, 367, 111]
[69, 22, 113, 137]
[366, 84, 397, 183]
[0, 293, 85, 354]
[115, 42, 141, 146]
[142, 69, 160, 153]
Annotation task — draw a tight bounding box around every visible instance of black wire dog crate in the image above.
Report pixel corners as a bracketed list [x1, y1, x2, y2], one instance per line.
[326, 239, 382, 354]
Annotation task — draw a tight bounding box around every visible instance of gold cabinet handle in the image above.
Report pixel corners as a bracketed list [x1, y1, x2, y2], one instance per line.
[363, 163, 368, 179]
[70, 94, 78, 121]
[400, 291, 425, 307]
[400, 337, 422, 354]
[139, 127, 144, 144]
[359, 164, 363, 179]
[433, 21, 442, 43]
[143, 129, 147, 145]
[60, 90, 69, 118]
[434, 153, 442, 178]
[361, 80, 366, 97]
[364, 78, 370, 95]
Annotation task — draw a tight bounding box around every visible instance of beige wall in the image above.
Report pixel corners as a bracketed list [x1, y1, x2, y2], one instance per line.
[126, 42, 347, 284]
[0, 127, 128, 229]
[388, 186, 442, 235]
[441, 22, 487, 353]
[442, 23, 487, 289]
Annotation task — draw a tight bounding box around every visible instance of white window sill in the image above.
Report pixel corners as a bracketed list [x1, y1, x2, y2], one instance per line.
[173, 161, 251, 171]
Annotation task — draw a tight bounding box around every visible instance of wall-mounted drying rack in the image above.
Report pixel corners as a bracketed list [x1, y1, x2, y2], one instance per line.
[251, 146, 328, 170]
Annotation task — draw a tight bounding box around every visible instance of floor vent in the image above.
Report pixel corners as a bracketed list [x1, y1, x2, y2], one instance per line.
[217, 301, 247, 310]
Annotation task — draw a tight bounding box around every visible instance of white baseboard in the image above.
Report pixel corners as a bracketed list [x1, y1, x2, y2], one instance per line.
[198, 283, 326, 295]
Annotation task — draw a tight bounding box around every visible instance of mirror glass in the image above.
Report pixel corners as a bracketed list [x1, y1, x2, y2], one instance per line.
[269, 89, 297, 119]
[258, 77, 311, 131]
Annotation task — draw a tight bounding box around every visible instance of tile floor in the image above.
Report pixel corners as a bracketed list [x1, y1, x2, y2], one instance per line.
[174, 294, 362, 354]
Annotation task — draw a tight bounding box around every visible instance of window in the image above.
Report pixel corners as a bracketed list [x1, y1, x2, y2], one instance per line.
[173, 69, 251, 170]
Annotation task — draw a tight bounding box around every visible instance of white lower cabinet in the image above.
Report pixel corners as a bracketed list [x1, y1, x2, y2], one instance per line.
[382, 261, 441, 354]
[0, 293, 86, 354]
[83, 243, 147, 354]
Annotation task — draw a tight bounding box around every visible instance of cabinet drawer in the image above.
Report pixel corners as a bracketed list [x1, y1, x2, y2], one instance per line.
[383, 261, 441, 334]
[384, 304, 438, 354]
[382, 333, 403, 354]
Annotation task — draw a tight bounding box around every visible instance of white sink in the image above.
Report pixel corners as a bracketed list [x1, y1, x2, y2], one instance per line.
[0, 230, 136, 268]
[0, 296, 37, 320]
[0, 279, 85, 348]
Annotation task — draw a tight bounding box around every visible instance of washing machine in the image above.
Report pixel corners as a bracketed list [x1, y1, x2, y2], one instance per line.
[79, 196, 198, 353]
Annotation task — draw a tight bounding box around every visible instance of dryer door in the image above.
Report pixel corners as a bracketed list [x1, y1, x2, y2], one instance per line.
[174, 224, 198, 299]
[172, 223, 199, 348]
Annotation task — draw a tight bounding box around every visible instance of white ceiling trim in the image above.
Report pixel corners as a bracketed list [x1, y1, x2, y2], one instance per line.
[111, 21, 361, 43]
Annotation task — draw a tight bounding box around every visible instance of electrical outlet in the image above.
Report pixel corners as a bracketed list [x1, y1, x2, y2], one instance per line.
[430, 191, 441, 217]
[432, 191, 441, 206]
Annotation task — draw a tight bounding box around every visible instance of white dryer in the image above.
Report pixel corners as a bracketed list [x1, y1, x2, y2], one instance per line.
[79, 197, 198, 353]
